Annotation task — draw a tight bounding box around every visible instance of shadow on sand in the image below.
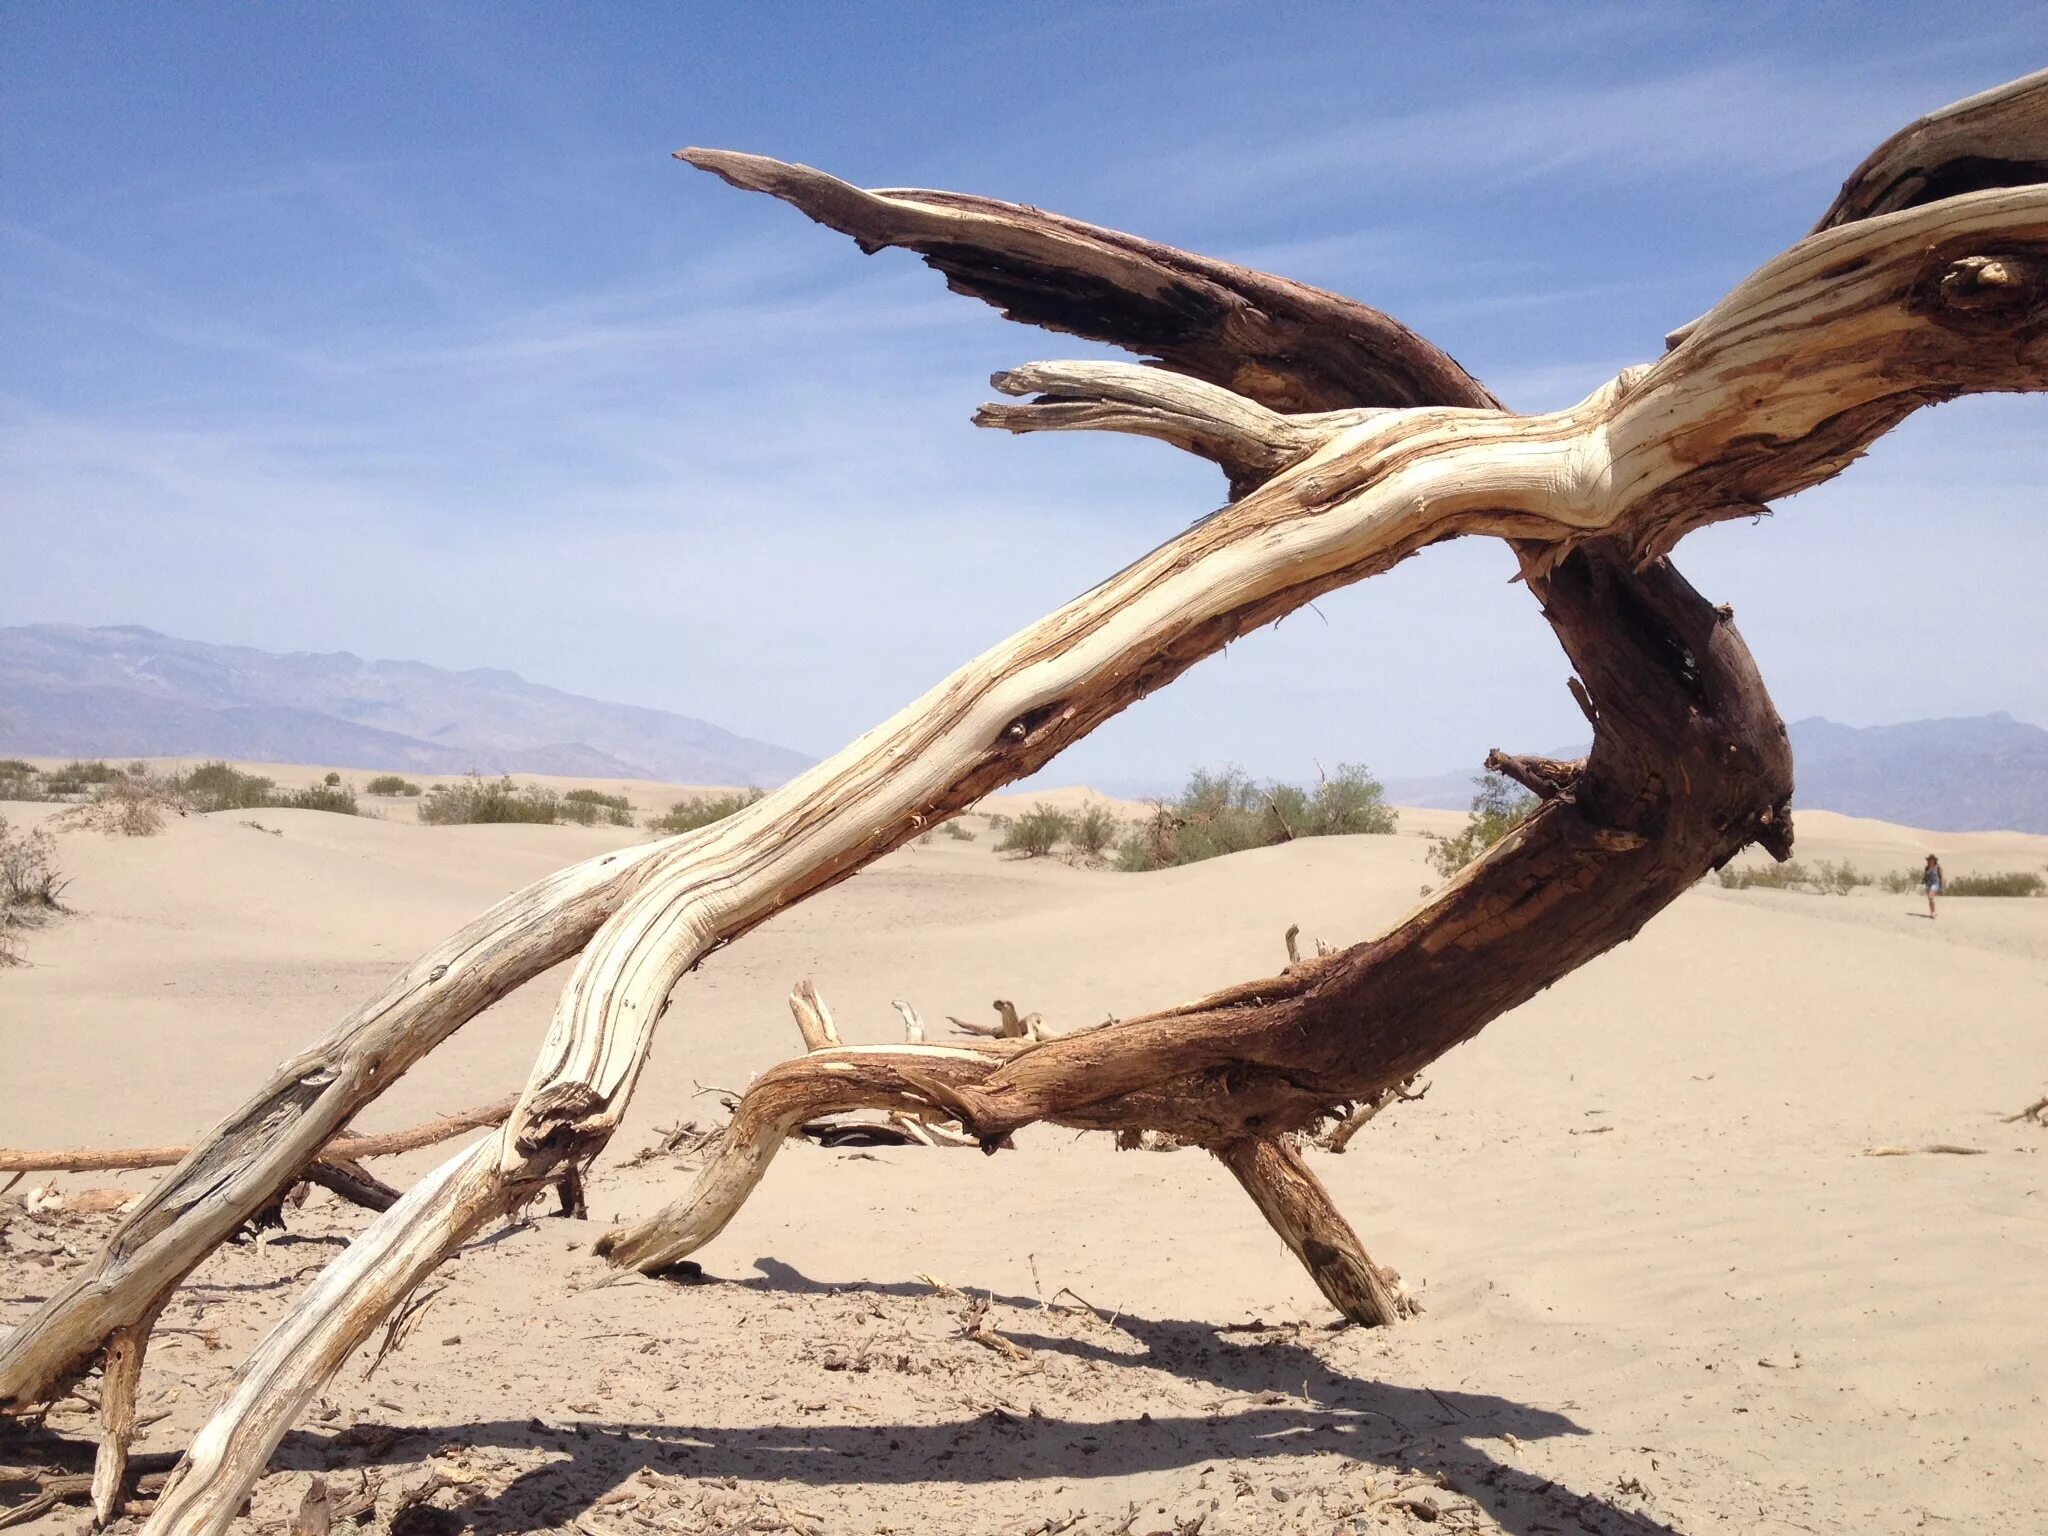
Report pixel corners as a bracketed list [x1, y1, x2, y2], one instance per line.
[261, 1257, 1681, 1536]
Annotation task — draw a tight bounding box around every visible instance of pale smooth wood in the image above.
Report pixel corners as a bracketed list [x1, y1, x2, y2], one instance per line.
[0, 1097, 519, 1175]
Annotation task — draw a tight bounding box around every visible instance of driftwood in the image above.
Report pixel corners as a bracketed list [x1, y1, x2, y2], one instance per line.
[0, 1097, 519, 1175]
[0, 67, 2044, 1536]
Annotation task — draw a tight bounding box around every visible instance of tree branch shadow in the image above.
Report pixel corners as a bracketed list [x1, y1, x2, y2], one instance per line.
[272, 1259, 1683, 1536]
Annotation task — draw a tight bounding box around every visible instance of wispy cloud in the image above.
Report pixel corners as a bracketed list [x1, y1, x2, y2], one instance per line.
[6, 6, 2045, 781]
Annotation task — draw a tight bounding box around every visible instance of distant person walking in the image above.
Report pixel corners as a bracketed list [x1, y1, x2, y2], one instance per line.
[1922, 854, 1944, 919]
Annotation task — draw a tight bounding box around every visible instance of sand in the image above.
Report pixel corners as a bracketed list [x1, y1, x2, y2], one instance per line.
[3, 779, 2046, 1534]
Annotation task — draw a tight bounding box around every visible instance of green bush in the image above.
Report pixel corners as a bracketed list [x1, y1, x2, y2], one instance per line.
[176, 762, 280, 812]
[1810, 859, 1872, 896]
[1117, 764, 1399, 872]
[365, 775, 423, 797]
[561, 794, 630, 831]
[1719, 859, 1873, 895]
[1717, 860, 1812, 891]
[418, 775, 560, 825]
[173, 761, 357, 816]
[647, 788, 765, 835]
[1945, 869, 2047, 897]
[1070, 802, 1120, 857]
[0, 762, 47, 802]
[996, 803, 1072, 858]
[941, 818, 977, 842]
[559, 788, 634, 827]
[322, 771, 341, 786]
[40, 761, 125, 798]
[1424, 773, 1536, 879]
[275, 783, 359, 815]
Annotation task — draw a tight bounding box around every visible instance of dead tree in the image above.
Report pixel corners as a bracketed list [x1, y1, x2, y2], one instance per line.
[4, 67, 2048, 1536]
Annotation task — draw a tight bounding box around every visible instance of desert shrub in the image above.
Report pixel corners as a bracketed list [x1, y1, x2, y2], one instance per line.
[321, 770, 340, 786]
[60, 773, 178, 836]
[274, 783, 359, 815]
[418, 775, 560, 825]
[1115, 808, 1177, 872]
[0, 762, 47, 802]
[1879, 868, 1919, 894]
[1945, 869, 2047, 897]
[1117, 763, 1399, 872]
[1718, 859, 1876, 895]
[648, 789, 764, 835]
[1, 816, 65, 910]
[169, 762, 356, 816]
[560, 788, 634, 827]
[0, 815, 67, 966]
[57, 760, 121, 784]
[365, 775, 423, 797]
[996, 803, 1072, 857]
[1070, 802, 1120, 857]
[176, 761, 277, 812]
[1810, 859, 1872, 896]
[942, 818, 976, 842]
[1425, 773, 1537, 879]
[1281, 763, 1400, 838]
[1717, 860, 1811, 891]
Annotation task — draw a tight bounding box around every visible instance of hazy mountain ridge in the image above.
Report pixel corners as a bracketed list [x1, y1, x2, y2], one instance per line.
[1784, 712, 2048, 834]
[0, 624, 812, 785]
[1385, 715, 2048, 832]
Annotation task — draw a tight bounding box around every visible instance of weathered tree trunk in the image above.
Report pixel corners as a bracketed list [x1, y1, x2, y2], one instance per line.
[1214, 1138, 1406, 1327]
[2, 67, 2045, 1536]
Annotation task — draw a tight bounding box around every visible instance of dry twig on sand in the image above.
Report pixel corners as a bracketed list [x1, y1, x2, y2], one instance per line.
[1860, 1144, 1988, 1157]
[2005, 1095, 2048, 1126]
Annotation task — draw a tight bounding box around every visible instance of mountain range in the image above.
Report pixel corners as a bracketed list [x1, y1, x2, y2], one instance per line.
[1383, 713, 2048, 833]
[0, 624, 812, 786]
[6, 624, 2045, 831]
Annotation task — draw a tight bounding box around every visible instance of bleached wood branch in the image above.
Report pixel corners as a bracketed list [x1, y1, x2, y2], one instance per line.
[0, 1097, 519, 1176]
[594, 1041, 1020, 1274]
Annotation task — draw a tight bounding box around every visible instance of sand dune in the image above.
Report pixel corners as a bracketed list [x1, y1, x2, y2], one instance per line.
[4, 784, 2046, 1532]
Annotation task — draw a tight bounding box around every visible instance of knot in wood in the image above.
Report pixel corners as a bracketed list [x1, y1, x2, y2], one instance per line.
[1923, 250, 2048, 330]
[1939, 254, 2033, 307]
[512, 1082, 610, 1158]
[999, 700, 1069, 747]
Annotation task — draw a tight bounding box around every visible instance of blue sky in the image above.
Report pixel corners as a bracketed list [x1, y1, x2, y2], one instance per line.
[6, 3, 2046, 785]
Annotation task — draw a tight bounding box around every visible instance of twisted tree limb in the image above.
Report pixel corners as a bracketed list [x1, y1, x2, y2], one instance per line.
[0, 69, 2042, 1536]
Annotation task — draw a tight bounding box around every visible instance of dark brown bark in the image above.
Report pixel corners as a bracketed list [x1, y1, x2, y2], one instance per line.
[1816, 68, 2048, 230]
[1214, 1138, 1405, 1327]
[910, 540, 1789, 1146]
[677, 151, 1500, 414]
